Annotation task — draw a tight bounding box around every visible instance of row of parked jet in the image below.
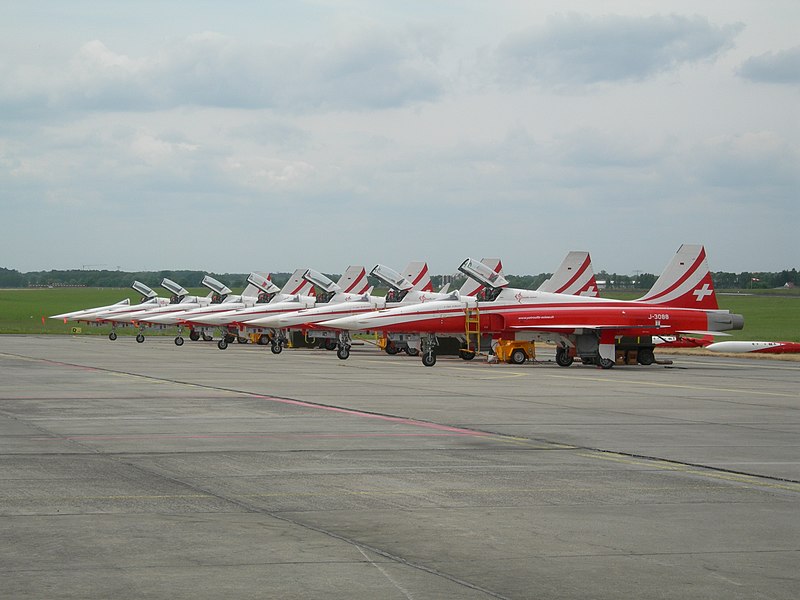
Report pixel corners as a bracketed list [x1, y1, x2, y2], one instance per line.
[52, 245, 745, 368]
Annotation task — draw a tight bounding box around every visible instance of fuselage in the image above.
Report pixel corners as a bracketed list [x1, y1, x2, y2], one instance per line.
[323, 288, 743, 339]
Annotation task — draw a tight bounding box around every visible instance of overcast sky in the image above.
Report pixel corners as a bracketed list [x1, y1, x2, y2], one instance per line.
[1, 1, 798, 276]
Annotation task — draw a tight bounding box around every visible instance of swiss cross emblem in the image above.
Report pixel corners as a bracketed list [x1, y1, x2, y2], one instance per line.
[581, 286, 598, 297]
[693, 284, 712, 302]
[515, 292, 523, 303]
[419, 294, 427, 303]
[344, 295, 352, 302]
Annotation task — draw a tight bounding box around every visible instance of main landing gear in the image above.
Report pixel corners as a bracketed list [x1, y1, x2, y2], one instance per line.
[108, 331, 117, 341]
[336, 332, 352, 360]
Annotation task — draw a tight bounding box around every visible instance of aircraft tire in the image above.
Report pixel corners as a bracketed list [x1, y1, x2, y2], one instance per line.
[422, 352, 436, 367]
[136, 334, 145, 343]
[337, 346, 350, 360]
[385, 343, 399, 355]
[459, 349, 475, 361]
[109, 332, 117, 341]
[598, 358, 615, 369]
[257, 335, 269, 345]
[509, 348, 526, 365]
[324, 339, 338, 351]
[271, 342, 282, 354]
[237, 336, 248, 344]
[189, 331, 200, 342]
[202, 333, 213, 341]
[218, 339, 228, 350]
[637, 348, 655, 365]
[224, 334, 236, 344]
[555, 349, 574, 367]
[174, 336, 184, 347]
[405, 347, 419, 357]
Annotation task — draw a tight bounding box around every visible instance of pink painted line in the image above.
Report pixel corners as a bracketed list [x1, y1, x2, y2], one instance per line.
[33, 432, 478, 442]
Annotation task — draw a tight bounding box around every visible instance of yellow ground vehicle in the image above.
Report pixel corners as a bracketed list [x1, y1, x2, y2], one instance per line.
[494, 340, 535, 364]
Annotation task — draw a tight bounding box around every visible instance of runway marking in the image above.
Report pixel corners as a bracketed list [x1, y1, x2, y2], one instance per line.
[30, 432, 484, 442]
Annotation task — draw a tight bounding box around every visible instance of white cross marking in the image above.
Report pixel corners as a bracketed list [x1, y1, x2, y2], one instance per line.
[693, 284, 712, 302]
[580, 286, 598, 297]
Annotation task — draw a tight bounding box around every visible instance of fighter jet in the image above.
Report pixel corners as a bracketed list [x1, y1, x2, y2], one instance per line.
[197, 266, 369, 352]
[158, 270, 313, 350]
[129, 273, 276, 346]
[58, 281, 173, 340]
[242, 262, 441, 360]
[323, 245, 744, 368]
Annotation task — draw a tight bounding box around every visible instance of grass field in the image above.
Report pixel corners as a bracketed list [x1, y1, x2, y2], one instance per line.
[1, 287, 798, 342]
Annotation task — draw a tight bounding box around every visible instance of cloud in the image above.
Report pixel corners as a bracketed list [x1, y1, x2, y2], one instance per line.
[492, 13, 743, 87]
[738, 46, 800, 84]
[0, 29, 445, 116]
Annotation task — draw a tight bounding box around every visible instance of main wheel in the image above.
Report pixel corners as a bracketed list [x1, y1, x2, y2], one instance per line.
[637, 348, 655, 366]
[108, 332, 117, 341]
[189, 330, 200, 342]
[324, 339, 337, 351]
[555, 348, 574, 367]
[237, 336, 248, 344]
[598, 357, 615, 369]
[509, 348, 526, 365]
[202, 333, 213, 341]
[224, 334, 236, 344]
[271, 342, 282, 354]
[257, 335, 269, 345]
[174, 336, 184, 346]
[421, 352, 437, 367]
[459, 349, 475, 360]
[385, 342, 399, 355]
[337, 345, 350, 360]
[405, 347, 419, 357]
[136, 334, 145, 343]
[218, 339, 228, 350]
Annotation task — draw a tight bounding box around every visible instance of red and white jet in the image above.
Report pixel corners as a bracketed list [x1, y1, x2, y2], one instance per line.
[149, 270, 313, 349]
[198, 265, 370, 352]
[242, 261, 442, 359]
[323, 245, 744, 368]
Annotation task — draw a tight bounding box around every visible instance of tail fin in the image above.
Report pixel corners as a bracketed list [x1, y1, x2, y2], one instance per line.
[458, 258, 504, 295]
[538, 251, 599, 297]
[402, 261, 433, 292]
[638, 244, 718, 309]
[337, 266, 370, 294]
[281, 268, 314, 296]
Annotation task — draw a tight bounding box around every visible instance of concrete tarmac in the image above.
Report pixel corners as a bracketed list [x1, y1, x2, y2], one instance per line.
[0, 335, 798, 599]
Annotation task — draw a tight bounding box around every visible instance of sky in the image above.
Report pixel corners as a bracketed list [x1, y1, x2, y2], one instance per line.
[1, 1, 798, 276]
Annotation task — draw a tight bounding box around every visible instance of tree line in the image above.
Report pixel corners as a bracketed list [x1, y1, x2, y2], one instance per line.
[1, 266, 797, 291]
